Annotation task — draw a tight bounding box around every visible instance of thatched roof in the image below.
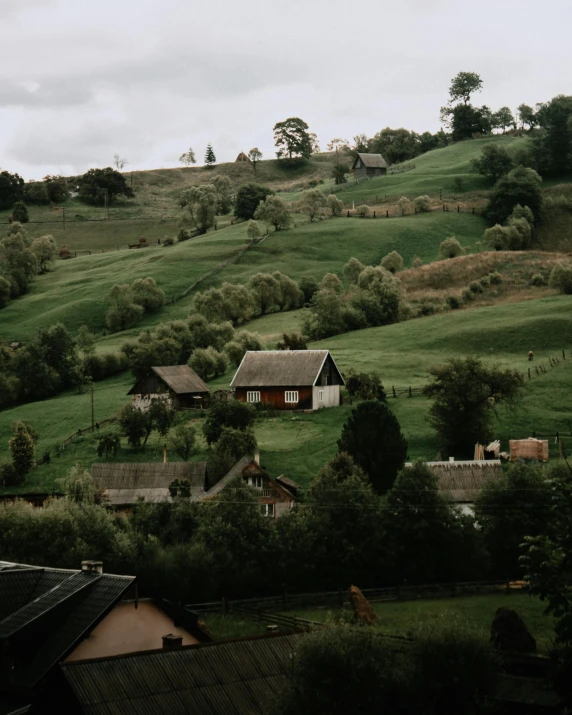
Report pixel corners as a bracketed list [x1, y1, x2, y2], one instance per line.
[128, 366, 210, 396]
[353, 153, 388, 169]
[405, 460, 504, 503]
[230, 350, 344, 388]
[91, 462, 207, 505]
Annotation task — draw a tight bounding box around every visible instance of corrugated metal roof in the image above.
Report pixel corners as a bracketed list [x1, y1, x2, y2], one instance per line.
[128, 366, 210, 396]
[91, 462, 207, 502]
[354, 152, 388, 169]
[230, 350, 343, 388]
[405, 460, 504, 503]
[62, 633, 305, 715]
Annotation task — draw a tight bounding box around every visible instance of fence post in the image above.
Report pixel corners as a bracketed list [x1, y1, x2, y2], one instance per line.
[392, 386, 396, 398]
[533, 431, 536, 438]
[563, 349, 566, 359]
[442, 204, 445, 212]
[347, 211, 350, 218]
[528, 368, 531, 379]
[373, 210, 376, 218]
[472, 207, 475, 214]
[457, 205, 460, 212]
[408, 386, 412, 398]
[386, 210, 389, 217]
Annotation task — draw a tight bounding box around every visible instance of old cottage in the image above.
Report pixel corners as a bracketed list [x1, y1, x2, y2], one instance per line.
[200, 456, 297, 518]
[127, 365, 210, 410]
[91, 462, 207, 508]
[351, 152, 388, 179]
[230, 350, 345, 410]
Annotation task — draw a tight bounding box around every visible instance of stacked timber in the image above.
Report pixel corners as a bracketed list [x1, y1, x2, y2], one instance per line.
[509, 438, 549, 462]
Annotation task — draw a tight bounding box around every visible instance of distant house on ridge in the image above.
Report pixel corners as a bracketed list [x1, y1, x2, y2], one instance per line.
[230, 350, 345, 410]
[352, 153, 388, 179]
[127, 365, 210, 410]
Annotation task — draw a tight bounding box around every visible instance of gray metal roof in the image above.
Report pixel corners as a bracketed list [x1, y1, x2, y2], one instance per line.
[0, 563, 134, 689]
[405, 460, 504, 503]
[91, 462, 207, 505]
[230, 350, 344, 388]
[61, 632, 306, 714]
[353, 152, 388, 169]
[128, 365, 210, 396]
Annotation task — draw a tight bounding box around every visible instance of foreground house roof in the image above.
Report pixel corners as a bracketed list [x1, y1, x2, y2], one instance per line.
[61, 632, 305, 715]
[91, 462, 207, 505]
[352, 152, 389, 169]
[406, 460, 504, 503]
[0, 562, 134, 692]
[230, 350, 344, 388]
[127, 366, 210, 396]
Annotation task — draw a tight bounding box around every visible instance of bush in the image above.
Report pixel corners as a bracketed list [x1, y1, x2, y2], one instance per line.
[549, 262, 572, 294]
[446, 295, 461, 309]
[177, 228, 192, 242]
[461, 288, 474, 302]
[203, 401, 256, 445]
[23, 182, 50, 205]
[530, 273, 547, 287]
[479, 275, 490, 288]
[439, 237, 463, 259]
[188, 346, 228, 381]
[411, 256, 423, 269]
[355, 204, 370, 217]
[489, 271, 502, 285]
[414, 195, 431, 212]
[469, 280, 484, 294]
[343, 257, 366, 284]
[0, 463, 22, 487]
[380, 250, 403, 274]
[397, 196, 412, 215]
[11, 201, 29, 223]
[163, 237, 174, 246]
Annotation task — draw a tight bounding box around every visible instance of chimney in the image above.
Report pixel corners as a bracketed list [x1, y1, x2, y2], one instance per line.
[449, 457, 455, 463]
[254, 451, 260, 465]
[162, 633, 183, 650]
[81, 560, 103, 574]
[163, 444, 167, 464]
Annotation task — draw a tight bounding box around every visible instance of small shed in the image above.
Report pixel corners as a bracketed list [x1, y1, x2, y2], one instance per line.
[352, 153, 388, 179]
[405, 460, 504, 515]
[127, 365, 210, 410]
[235, 152, 249, 162]
[91, 462, 207, 508]
[230, 350, 345, 411]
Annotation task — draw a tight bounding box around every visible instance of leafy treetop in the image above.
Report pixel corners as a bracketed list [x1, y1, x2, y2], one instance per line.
[273, 117, 313, 160]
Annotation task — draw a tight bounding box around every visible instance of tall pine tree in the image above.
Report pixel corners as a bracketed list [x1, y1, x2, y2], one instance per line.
[204, 143, 217, 167]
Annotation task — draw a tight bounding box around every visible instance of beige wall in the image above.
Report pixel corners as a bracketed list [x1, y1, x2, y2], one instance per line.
[65, 600, 199, 662]
[312, 385, 339, 410]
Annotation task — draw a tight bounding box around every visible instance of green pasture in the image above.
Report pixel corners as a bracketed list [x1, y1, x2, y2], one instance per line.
[290, 592, 555, 653]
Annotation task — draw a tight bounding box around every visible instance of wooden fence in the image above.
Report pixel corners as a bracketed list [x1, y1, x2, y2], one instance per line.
[187, 579, 520, 615]
[61, 417, 117, 449]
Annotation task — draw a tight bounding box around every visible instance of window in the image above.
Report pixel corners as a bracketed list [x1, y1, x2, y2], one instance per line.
[285, 391, 299, 403]
[246, 475, 263, 489]
[247, 391, 261, 403]
[260, 503, 275, 517]
[318, 390, 324, 402]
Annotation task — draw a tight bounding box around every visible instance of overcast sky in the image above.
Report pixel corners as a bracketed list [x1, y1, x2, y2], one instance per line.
[0, 0, 569, 180]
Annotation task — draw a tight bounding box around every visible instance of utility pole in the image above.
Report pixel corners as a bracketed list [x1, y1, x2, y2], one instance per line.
[91, 382, 95, 431]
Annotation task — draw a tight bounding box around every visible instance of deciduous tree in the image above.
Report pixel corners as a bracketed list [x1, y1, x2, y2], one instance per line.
[30, 235, 57, 273]
[253, 195, 292, 231]
[471, 144, 514, 183]
[180, 184, 218, 234]
[179, 147, 196, 165]
[247, 147, 262, 171]
[299, 188, 327, 221]
[234, 183, 273, 221]
[0, 171, 24, 210]
[273, 117, 313, 159]
[78, 167, 134, 205]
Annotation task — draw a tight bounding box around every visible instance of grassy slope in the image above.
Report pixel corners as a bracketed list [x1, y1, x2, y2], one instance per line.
[4, 294, 570, 492]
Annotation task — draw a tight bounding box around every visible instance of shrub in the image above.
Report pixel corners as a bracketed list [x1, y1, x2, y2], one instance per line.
[479, 275, 490, 288]
[0, 463, 21, 487]
[469, 280, 484, 294]
[446, 295, 461, 310]
[355, 204, 370, 217]
[530, 273, 547, 287]
[549, 262, 572, 294]
[411, 256, 423, 269]
[461, 288, 474, 302]
[417, 300, 438, 316]
[439, 237, 463, 259]
[11, 201, 29, 223]
[489, 271, 502, 285]
[453, 176, 464, 192]
[327, 194, 343, 216]
[397, 196, 412, 215]
[177, 228, 192, 242]
[343, 257, 366, 284]
[414, 195, 431, 212]
[380, 250, 404, 274]
[163, 237, 174, 246]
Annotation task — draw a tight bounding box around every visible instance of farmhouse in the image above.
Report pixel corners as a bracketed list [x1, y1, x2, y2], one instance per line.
[406, 460, 504, 515]
[127, 365, 210, 410]
[352, 152, 388, 179]
[230, 350, 344, 411]
[201, 455, 296, 518]
[91, 462, 207, 507]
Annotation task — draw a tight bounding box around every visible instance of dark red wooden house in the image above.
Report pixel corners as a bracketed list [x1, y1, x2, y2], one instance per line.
[230, 350, 344, 411]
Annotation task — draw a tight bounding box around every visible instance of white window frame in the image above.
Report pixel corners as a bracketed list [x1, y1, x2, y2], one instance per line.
[285, 391, 299, 404]
[318, 389, 324, 402]
[260, 503, 275, 517]
[246, 391, 261, 403]
[247, 475, 263, 489]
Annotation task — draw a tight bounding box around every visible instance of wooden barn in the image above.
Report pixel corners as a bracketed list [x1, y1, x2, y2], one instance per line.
[91, 462, 207, 508]
[352, 152, 388, 179]
[230, 350, 344, 411]
[405, 460, 504, 515]
[127, 365, 210, 410]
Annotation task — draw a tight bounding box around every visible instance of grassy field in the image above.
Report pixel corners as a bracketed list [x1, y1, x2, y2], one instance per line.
[289, 592, 555, 653]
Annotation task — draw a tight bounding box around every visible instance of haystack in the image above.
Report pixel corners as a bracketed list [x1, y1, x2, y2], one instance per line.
[490, 607, 536, 653]
[235, 152, 249, 162]
[348, 585, 377, 625]
[509, 438, 549, 462]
